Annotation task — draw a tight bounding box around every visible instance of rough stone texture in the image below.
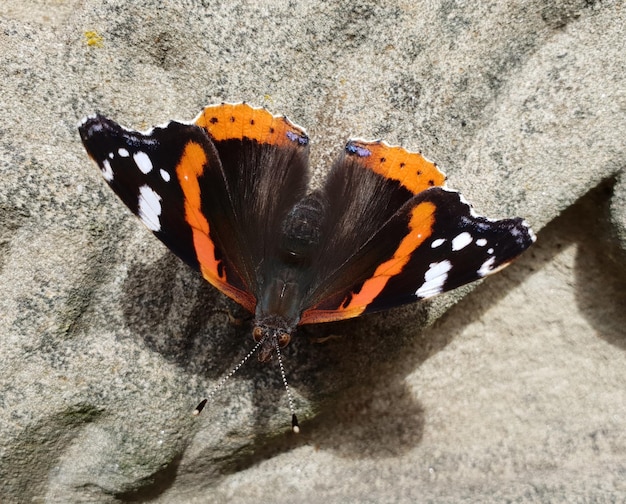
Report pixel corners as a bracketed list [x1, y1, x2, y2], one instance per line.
[0, 0, 624, 502]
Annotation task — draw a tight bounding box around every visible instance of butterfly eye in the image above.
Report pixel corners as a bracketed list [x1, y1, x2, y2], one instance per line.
[277, 332, 291, 348]
[252, 326, 264, 342]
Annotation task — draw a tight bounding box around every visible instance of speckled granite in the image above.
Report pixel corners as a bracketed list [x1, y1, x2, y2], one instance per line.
[0, 0, 624, 502]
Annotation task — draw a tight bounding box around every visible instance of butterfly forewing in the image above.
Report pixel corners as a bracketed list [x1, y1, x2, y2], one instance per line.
[79, 114, 256, 311]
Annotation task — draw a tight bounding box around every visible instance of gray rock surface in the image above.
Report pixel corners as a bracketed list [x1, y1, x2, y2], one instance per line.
[0, 0, 624, 502]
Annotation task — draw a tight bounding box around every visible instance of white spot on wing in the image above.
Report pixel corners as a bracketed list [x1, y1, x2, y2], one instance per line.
[416, 260, 452, 298]
[523, 221, 537, 242]
[487, 248, 494, 254]
[451, 232, 472, 251]
[118, 148, 130, 157]
[475, 238, 487, 247]
[101, 159, 114, 182]
[160, 169, 171, 182]
[86, 121, 103, 133]
[138, 185, 162, 231]
[133, 151, 153, 174]
[431, 238, 446, 248]
[478, 256, 496, 277]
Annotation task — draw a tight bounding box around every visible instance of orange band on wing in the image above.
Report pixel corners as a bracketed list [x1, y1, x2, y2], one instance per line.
[300, 201, 436, 324]
[347, 140, 446, 194]
[177, 142, 209, 233]
[195, 103, 307, 147]
[176, 141, 255, 312]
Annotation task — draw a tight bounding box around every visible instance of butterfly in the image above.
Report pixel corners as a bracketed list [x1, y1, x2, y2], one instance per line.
[79, 103, 535, 430]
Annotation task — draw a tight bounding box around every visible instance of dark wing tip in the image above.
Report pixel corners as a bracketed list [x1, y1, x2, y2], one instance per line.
[78, 113, 120, 147]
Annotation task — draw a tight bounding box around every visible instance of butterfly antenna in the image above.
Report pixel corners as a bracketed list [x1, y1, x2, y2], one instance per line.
[192, 338, 264, 416]
[274, 337, 300, 433]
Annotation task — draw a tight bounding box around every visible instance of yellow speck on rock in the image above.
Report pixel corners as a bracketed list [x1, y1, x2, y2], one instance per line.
[84, 31, 103, 47]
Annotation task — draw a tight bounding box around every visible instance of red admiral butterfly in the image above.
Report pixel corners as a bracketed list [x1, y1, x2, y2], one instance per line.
[79, 103, 535, 431]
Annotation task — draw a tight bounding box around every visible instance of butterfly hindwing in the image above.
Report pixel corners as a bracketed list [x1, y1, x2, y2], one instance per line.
[193, 104, 311, 294]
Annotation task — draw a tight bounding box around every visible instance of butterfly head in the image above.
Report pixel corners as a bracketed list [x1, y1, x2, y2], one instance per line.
[252, 324, 292, 363]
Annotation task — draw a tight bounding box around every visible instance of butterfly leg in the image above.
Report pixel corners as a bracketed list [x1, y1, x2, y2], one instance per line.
[206, 308, 252, 328]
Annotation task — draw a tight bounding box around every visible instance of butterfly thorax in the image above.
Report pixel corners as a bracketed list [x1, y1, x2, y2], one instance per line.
[278, 192, 326, 266]
[254, 274, 302, 362]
